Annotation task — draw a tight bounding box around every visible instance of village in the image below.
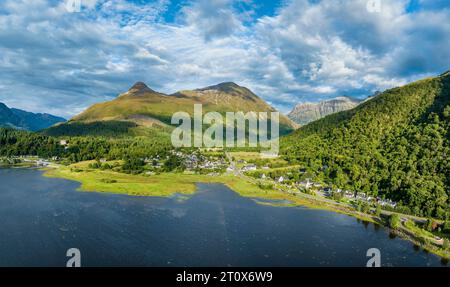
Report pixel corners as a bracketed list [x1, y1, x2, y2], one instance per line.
[234, 158, 398, 209]
[1, 147, 398, 210]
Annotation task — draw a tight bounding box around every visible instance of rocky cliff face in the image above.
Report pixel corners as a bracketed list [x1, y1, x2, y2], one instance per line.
[288, 97, 362, 125]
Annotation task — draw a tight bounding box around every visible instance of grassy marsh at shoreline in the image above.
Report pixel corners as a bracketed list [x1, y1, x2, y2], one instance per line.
[42, 161, 377, 220]
[42, 161, 449, 260]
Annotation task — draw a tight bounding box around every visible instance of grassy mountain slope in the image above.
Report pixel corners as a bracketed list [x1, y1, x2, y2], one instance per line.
[46, 82, 296, 137]
[281, 71, 450, 219]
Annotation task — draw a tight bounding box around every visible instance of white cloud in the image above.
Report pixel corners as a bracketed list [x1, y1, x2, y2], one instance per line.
[180, 0, 245, 40]
[0, 0, 448, 118]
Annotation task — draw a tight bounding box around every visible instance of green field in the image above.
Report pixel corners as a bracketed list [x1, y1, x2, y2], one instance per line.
[43, 161, 375, 219]
[43, 161, 273, 198]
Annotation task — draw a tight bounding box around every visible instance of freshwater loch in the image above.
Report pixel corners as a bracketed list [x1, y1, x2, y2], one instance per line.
[0, 168, 445, 267]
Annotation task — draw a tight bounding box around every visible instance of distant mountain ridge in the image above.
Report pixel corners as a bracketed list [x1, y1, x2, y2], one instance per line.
[288, 96, 362, 125]
[0, 102, 65, 131]
[46, 81, 297, 136]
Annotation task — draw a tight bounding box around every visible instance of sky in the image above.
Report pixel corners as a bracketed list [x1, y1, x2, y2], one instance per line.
[0, 0, 449, 118]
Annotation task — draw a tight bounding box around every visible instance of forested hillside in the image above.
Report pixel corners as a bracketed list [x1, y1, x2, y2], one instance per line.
[282, 72, 450, 219]
[0, 102, 65, 131]
[0, 128, 172, 163]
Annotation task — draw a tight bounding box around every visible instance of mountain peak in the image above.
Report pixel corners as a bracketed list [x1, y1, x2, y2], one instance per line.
[217, 82, 240, 88]
[198, 82, 242, 92]
[129, 82, 155, 94]
[0, 102, 8, 110]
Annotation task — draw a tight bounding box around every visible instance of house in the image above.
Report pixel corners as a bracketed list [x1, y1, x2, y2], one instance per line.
[242, 164, 257, 171]
[277, 176, 284, 183]
[208, 172, 220, 176]
[322, 187, 333, 196]
[36, 160, 50, 167]
[299, 179, 312, 189]
[59, 140, 68, 146]
[344, 190, 354, 198]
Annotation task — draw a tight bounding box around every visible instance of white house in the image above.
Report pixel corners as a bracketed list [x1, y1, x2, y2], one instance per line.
[299, 179, 313, 189]
[242, 164, 257, 171]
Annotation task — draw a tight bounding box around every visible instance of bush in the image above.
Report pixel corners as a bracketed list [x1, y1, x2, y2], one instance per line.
[361, 202, 370, 213]
[100, 163, 112, 170]
[163, 154, 185, 172]
[122, 157, 145, 173]
[257, 182, 274, 190]
[331, 192, 343, 201]
[88, 161, 101, 169]
[395, 206, 412, 215]
[356, 201, 362, 212]
[425, 219, 437, 232]
[375, 205, 382, 217]
[388, 214, 401, 229]
[100, 178, 117, 184]
[443, 238, 450, 250]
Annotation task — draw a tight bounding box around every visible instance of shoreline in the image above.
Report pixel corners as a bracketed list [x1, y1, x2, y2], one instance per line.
[7, 164, 450, 261]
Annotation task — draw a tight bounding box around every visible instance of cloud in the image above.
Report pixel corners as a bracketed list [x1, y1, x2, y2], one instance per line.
[0, 0, 448, 117]
[180, 0, 244, 41]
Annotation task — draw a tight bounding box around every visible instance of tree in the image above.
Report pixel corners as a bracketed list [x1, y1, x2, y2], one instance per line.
[356, 201, 362, 212]
[425, 219, 436, 232]
[163, 154, 185, 172]
[331, 191, 343, 201]
[279, 74, 450, 220]
[122, 157, 145, 173]
[388, 214, 401, 229]
[362, 202, 370, 214]
[375, 204, 382, 217]
[443, 238, 450, 250]
[442, 221, 450, 234]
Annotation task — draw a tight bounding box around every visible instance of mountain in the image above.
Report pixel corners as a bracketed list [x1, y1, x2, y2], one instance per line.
[45, 82, 297, 136]
[0, 102, 21, 129]
[281, 71, 450, 219]
[287, 96, 362, 125]
[0, 102, 65, 131]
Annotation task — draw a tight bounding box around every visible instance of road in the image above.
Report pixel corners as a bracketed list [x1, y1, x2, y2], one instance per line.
[224, 151, 436, 226]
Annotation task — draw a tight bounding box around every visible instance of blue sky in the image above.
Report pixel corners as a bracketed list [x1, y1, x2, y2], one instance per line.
[0, 0, 449, 118]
